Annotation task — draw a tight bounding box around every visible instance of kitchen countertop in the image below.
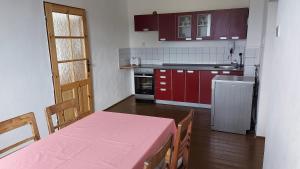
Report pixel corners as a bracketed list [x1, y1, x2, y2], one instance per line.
[120, 64, 244, 71]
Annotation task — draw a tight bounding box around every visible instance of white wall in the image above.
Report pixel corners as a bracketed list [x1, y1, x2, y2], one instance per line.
[127, 0, 250, 48]
[256, 1, 278, 137]
[262, 0, 300, 168]
[0, 0, 131, 148]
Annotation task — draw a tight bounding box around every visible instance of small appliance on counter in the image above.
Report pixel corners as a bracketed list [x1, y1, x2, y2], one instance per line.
[130, 57, 141, 66]
[134, 68, 154, 100]
[211, 75, 255, 135]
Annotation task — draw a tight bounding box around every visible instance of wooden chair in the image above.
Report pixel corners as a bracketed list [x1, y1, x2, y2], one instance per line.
[0, 112, 40, 156]
[171, 110, 194, 169]
[45, 99, 81, 134]
[144, 135, 173, 169]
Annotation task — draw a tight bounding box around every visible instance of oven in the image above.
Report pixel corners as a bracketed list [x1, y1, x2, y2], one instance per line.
[134, 68, 154, 100]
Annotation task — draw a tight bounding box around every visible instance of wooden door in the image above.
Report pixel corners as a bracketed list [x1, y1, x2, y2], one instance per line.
[185, 70, 200, 103]
[172, 70, 186, 102]
[44, 3, 94, 121]
[158, 14, 176, 41]
[134, 14, 158, 31]
[228, 8, 249, 40]
[200, 71, 219, 104]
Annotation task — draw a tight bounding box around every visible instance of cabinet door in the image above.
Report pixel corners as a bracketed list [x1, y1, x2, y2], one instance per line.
[200, 71, 219, 104]
[158, 14, 176, 41]
[185, 70, 200, 103]
[221, 70, 244, 76]
[134, 14, 158, 32]
[172, 70, 186, 102]
[176, 13, 194, 41]
[154, 69, 172, 100]
[212, 10, 230, 40]
[194, 12, 212, 40]
[228, 8, 249, 40]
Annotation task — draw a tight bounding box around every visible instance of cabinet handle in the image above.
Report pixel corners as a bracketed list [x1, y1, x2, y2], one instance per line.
[211, 71, 218, 74]
[160, 76, 166, 79]
[219, 37, 227, 40]
[160, 82, 167, 85]
[222, 71, 230, 75]
[232, 36, 239, 40]
[160, 70, 166, 73]
[160, 88, 167, 92]
[160, 38, 166, 41]
[187, 70, 194, 74]
[143, 28, 149, 31]
[185, 38, 192, 41]
[177, 70, 184, 73]
[196, 37, 203, 41]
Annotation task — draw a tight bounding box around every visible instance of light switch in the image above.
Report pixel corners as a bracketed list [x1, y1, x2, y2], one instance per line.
[276, 25, 280, 37]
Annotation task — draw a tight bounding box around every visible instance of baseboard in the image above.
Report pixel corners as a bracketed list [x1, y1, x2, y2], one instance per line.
[105, 95, 134, 111]
[155, 100, 211, 109]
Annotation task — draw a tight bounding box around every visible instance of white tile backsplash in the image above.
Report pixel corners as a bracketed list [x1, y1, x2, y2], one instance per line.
[119, 45, 247, 66]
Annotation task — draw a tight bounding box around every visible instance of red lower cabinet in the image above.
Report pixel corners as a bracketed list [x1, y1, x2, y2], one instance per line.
[200, 71, 219, 104]
[155, 69, 172, 100]
[220, 70, 244, 76]
[172, 70, 186, 102]
[185, 70, 200, 103]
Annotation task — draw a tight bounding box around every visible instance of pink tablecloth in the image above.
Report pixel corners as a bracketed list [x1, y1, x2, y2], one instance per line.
[0, 111, 177, 169]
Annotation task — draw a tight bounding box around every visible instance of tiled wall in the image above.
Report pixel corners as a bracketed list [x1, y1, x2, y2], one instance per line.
[119, 44, 259, 76]
[119, 45, 246, 65]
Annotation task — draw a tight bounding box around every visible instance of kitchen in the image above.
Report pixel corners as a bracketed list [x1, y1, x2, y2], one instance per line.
[120, 4, 257, 135]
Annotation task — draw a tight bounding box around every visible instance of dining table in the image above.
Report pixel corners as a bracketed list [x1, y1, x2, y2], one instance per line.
[0, 111, 177, 169]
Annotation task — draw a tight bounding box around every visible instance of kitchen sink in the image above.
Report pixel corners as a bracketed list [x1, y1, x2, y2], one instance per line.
[214, 65, 236, 69]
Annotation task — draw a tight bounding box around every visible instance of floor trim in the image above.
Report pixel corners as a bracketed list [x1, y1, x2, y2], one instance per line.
[155, 100, 211, 109]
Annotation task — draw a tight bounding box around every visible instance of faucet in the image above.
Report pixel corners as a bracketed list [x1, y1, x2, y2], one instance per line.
[239, 53, 243, 67]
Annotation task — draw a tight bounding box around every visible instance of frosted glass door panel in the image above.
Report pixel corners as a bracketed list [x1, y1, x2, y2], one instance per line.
[197, 14, 211, 38]
[178, 15, 192, 38]
[71, 39, 86, 59]
[69, 15, 84, 36]
[56, 39, 72, 61]
[53, 13, 70, 36]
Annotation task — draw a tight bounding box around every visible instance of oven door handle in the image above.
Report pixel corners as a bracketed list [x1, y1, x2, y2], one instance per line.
[134, 75, 153, 78]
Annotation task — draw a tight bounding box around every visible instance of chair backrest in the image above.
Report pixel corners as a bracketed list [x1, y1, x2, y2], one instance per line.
[144, 135, 173, 169]
[0, 112, 40, 155]
[171, 110, 194, 169]
[45, 99, 80, 134]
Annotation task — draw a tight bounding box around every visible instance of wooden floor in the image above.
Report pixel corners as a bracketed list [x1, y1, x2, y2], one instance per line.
[107, 96, 265, 169]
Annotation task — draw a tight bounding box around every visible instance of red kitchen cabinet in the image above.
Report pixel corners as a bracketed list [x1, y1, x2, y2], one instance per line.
[200, 71, 219, 104]
[158, 14, 176, 41]
[185, 70, 200, 103]
[193, 12, 213, 40]
[134, 14, 158, 32]
[172, 70, 186, 102]
[221, 70, 244, 76]
[211, 10, 230, 40]
[175, 13, 195, 41]
[228, 8, 249, 39]
[155, 69, 172, 100]
[212, 8, 249, 40]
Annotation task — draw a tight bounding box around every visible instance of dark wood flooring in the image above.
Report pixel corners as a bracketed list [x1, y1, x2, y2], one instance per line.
[107, 96, 265, 169]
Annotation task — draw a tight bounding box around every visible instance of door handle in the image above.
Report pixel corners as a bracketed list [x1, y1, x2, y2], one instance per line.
[219, 37, 227, 40]
[187, 70, 194, 74]
[160, 82, 167, 85]
[160, 76, 166, 79]
[211, 71, 218, 74]
[177, 70, 184, 73]
[231, 36, 239, 40]
[222, 71, 230, 75]
[160, 38, 166, 41]
[160, 88, 167, 92]
[160, 70, 166, 73]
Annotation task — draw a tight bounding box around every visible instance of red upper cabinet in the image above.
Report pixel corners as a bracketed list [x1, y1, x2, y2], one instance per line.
[200, 70, 219, 104]
[211, 10, 231, 40]
[212, 8, 249, 40]
[158, 14, 176, 41]
[134, 14, 158, 32]
[185, 70, 200, 103]
[172, 70, 186, 102]
[228, 8, 249, 39]
[193, 12, 213, 40]
[175, 13, 195, 41]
